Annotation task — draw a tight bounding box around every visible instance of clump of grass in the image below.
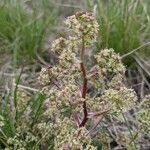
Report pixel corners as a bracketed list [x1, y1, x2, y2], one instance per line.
[88, 0, 150, 66]
[0, 0, 58, 64]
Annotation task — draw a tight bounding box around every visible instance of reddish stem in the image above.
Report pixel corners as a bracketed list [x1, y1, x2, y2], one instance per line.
[79, 101, 88, 127]
[78, 34, 89, 127]
[80, 63, 87, 98]
[79, 63, 88, 127]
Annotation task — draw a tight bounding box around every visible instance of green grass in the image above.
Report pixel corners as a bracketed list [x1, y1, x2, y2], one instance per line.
[0, 0, 58, 64]
[88, 0, 150, 66]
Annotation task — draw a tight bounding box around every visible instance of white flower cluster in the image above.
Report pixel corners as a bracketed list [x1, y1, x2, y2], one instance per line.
[95, 48, 125, 75]
[102, 87, 137, 114]
[54, 118, 96, 150]
[51, 37, 66, 54]
[65, 11, 99, 45]
[38, 67, 50, 85]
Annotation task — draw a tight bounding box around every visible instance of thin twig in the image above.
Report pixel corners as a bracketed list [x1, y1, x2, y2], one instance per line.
[13, 83, 39, 92]
[36, 51, 53, 67]
[134, 55, 150, 77]
[51, 2, 83, 9]
[87, 115, 104, 136]
[121, 42, 150, 58]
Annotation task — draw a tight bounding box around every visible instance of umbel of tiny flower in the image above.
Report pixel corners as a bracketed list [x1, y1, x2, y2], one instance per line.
[95, 48, 125, 75]
[102, 87, 137, 115]
[38, 11, 137, 149]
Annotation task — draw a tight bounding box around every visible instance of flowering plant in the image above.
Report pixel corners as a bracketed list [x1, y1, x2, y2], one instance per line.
[1, 11, 149, 150]
[38, 12, 137, 149]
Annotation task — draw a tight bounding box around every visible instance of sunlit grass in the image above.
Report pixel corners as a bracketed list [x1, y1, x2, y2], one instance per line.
[0, 0, 58, 64]
[89, 0, 150, 66]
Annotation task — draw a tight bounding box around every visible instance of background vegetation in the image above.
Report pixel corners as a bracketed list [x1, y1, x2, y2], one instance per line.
[88, 0, 150, 66]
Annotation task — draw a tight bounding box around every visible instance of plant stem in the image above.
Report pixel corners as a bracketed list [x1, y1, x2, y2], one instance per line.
[79, 35, 88, 127]
[80, 35, 85, 62]
[80, 63, 87, 99]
